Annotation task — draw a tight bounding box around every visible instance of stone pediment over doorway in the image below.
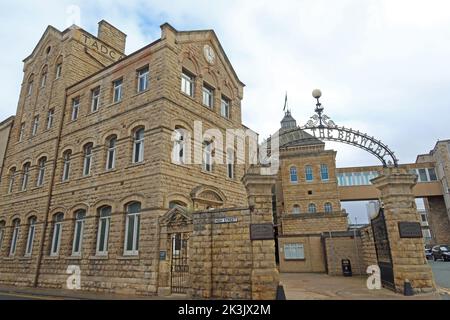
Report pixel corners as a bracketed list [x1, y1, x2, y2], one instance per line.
[160, 205, 193, 227]
[190, 185, 226, 210]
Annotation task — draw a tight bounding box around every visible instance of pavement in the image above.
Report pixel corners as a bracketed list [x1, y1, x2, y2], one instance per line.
[428, 260, 450, 292]
[279, 273, 443, 300]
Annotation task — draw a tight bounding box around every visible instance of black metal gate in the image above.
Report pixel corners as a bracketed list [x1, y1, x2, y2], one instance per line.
[171, 233, 189, 294]
[371, 208, 395, 290]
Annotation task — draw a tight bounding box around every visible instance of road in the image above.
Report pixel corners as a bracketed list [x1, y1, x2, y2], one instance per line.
[429, 260, 450, 289]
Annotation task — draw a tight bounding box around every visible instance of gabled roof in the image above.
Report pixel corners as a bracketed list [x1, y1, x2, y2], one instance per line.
[23, 25, 64, 63]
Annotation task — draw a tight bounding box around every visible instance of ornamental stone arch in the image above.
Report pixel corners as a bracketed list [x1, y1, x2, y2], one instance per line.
[190, 185, 226, 210]
[165, 193, 192, 210]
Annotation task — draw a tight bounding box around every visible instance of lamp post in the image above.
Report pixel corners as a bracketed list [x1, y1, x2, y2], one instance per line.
[312, 89, 324, 127]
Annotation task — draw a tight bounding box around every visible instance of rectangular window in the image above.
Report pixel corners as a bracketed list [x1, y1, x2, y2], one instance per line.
[91, 87, 101, 112]
[71, 97, 80, 121]
[32, 116, 39, 136]
[50, 222, 62, 256]
[284, 243, 305, 260]
[203, 142, 213, 172]
[56, 64, 62, 79]
[221, 96, 230, 119]
[305, 166, 313, 182]
[96, 208, 111, 255]
[124, 203, 141, 256]
[418, 168, 428, 182]
[27, 80, 33, 96]
[25, 219, 36, 256]
[46, 109, 54, 129]
[83, 144, 93, 176]
[320, 164, 329, 180]
[19, 123, 25, 142]
[9, 223, 19, 256]
[21, 163, 30, 191]
[181, 70, 194, 97]
[422, 229, 431, 239]
[202, 84, 214, 108]
[72, 212, 85, 256]
[227, 150, 234, 179]
[428, 168, 437, 181]
[8, 169, 15, 194]
[113, 78, 123, 103]
[62, 152, 71, 182]
[137, 67, 149, 93]
[36, 158, 46, 187]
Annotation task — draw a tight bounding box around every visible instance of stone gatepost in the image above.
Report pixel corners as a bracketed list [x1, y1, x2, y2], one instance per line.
[242, 166, 280, 300]
[372, 167, 435, 294]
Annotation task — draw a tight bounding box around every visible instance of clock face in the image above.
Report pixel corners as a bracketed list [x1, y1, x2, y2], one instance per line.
[203, 45, 216, 64]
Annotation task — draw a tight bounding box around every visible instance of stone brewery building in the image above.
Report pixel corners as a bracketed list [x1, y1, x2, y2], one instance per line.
[0, 20, 449, 298]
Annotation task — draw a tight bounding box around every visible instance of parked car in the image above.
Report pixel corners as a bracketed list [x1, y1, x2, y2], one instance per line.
[425, 246, 433, 260]
[431, 245, 450, 261]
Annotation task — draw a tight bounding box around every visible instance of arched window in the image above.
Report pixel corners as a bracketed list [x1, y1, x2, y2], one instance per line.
[290, 166, 298, 183]
[0, 220, 6, 252]
[324, 202, 333, 213]
[7, 167, 16, 194]
[50, 213, 64, 256]
[96, 206, 111, 255]
[83, 143, 93, 176]
[227, 148, 235, 179]
[36, 157, 47, 187]
[106, 135, 117, 170]
[21, 162, 31, 191]
[124, 202, 141, 256]
[62, 150, 72, 181]
[9, 218, 20, 256]
[27, 74, 34, 96]
[40, 65, 48, 88]
[308, 203, 317, 214]
[25, 216, 37, 256]
[292, 205, 300, 214]
[169, 200, 188, 209]
[203, 141, 213, 172]
[55, 56, 63, 79]
[305, 165, 313, 182]
[172, 127, 187, 164]
[133, 128, 145, 163]
[72, 209, 86, 256]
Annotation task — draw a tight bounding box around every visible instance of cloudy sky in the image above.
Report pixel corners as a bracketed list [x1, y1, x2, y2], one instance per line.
[1, 0, 448, 222]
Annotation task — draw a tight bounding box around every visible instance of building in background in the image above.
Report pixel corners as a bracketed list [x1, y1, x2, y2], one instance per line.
[0, 116, 14, 180]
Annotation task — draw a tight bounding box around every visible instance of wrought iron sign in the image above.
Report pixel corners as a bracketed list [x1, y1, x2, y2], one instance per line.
[300, 89, 399, 167]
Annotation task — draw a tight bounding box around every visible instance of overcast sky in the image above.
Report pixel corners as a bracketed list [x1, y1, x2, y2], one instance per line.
[1, 1, 448, 222]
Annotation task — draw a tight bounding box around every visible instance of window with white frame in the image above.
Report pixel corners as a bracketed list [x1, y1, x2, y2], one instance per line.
[221, 96, 230, 119]
[96, 206, 111, 255]
[113, 78, 123, 103]
[305, 165, 313, 182]
[36, 157, 46, 187]
[284, 243, 304, 260]
[72, 210, 86, 256]
[19, 122, 25, 142]
[172, 128, 186, 164]
[308, 203, 317, 214]
[46, 109, 54, 129]
[106, 136, 117, 171]
[0, 221, 5, 251]
[55, 63, 62, 79]
[124, 202, 141, 256]
[25, 216, 37, 256]
[324, 202, 333, 213]
[50, 213, 64, 256]
[21, 162, 30, 191]
[290, 166, 298, 183]
[8, 167, 16, 194]
[71, 97, 80, 121]
[292, 205, 300, 214]
[203, 141, 213, 172]
[91, 87, 101, 112]
[137, 66, 149, 93]
[83, 143, 93, 176]
[32, 115, 39, 136]
[27, 77, 34, 96]
[181, 70, 194, 97]
[422, 229, 432, 240]
[40, 66, 48, 88]
[227, 149, 235, 179]
[320, 164, 329, 180]
[133, 128, 145, 163]
[62, 150, 71, 182]
[9, 219, 20, 256]
[202, 84, 214, 108]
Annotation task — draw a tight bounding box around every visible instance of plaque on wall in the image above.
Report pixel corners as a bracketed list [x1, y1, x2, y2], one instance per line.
[159, 250, 167, 260]
[214, 217, 238, 224]
[398, 222, 423, 238]
[250, 223, 274, 240]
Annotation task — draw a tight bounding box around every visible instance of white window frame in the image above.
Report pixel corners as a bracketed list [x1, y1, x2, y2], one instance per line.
[133, 129, 145, 163]
[9, 220, 20, 256]
[8, 168, 16, 194]
[324, 202, 333, 213]
[284, 243, 305, 260]
[290, 167, 298, 183]
[32, 116, 39, 136]
[124, 203, 141, 256]
[62, 151, 71, 182]
[181, 71, 194, 97]
[36, 158, 46, 187]
[173, 129, 186, 164]
[203, 141, 213, 172]
[221, 96, 230, 119]
[21, 163, 30, 191]
[19, 123, 25, 142]
[25, 217, 36, 256]
[320, 164, 329, 181]
[71, 97, 80, 121]
[55, 63, 62, 79]
[91, 87, 101, 112]
[305, 165, 313, 182]
[96, 207, 111, 256]
[50, 214, 64, 256]
[46, 109, 54, 130]
[137, 67, 149, 93]
[308, 203, 317, 214]
[292, 205, 300, 214]
[83, 144, 93, 176]
[227, 149, 234, 179]
[72, 210, 85, 256]
[113, 79, 123, 103]
[106, 137, 117, 171]
[40, 70, 47, 88]
[202, 84, 214, 108]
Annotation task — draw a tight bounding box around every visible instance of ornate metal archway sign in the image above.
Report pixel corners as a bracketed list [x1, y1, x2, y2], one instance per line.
[300, 90, 399, 167]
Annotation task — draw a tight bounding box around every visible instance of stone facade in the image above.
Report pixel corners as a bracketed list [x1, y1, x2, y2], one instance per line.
[425, 196, 450, 245]
[0, 116, 14, 178]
